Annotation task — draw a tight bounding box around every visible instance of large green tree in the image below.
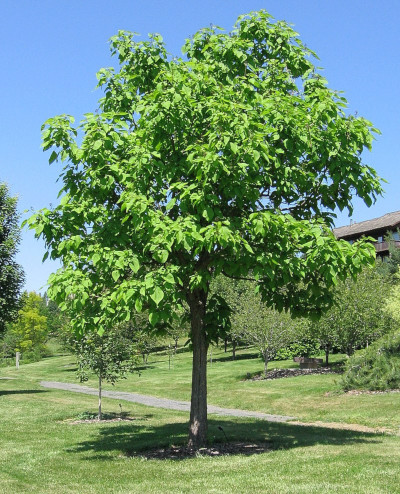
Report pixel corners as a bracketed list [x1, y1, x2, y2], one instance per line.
[28, 11, 382, 447]
[0, 182, 24, 335]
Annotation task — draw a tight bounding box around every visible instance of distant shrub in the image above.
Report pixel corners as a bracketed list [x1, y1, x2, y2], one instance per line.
[275, 339, 321, 361]
[340, 331, 400, 391]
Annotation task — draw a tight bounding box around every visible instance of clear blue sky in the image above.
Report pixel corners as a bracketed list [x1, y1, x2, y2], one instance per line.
[1, 0, 399, 293]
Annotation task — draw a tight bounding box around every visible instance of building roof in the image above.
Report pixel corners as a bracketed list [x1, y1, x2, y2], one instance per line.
[333, 210, 400, 239]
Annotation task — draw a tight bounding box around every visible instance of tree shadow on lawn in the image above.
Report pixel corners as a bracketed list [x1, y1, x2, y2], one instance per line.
[0, 389, 49, 396]
[68, 417, 382, 461]
[211, 352, 260, 364]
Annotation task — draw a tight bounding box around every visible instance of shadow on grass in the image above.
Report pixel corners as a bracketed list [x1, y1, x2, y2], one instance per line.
[211, 352, 260, 363]
[68, 417, 382, 461]
[0, 389, 49, 396]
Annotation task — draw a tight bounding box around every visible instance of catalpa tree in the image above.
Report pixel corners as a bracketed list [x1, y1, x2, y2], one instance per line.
[28, 11, 382, 448]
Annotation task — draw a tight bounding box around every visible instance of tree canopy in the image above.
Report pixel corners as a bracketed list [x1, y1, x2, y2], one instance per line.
[28, 11, 382, 447]
[0, 182, 24, 335]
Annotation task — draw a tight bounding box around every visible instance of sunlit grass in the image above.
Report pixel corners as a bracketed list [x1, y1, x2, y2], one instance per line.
[1, 366, 400, 493]
[3, 344, 400, 431]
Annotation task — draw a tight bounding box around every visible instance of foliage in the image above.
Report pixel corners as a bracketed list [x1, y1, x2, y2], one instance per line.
[27, 11, 383, 446]
[383, 269, 400, 323]
[376, 232, 400, 279]
[67, 324, 139, 418]
[67, 325, 138, 384]
[340, 331, 400, 391]
[230, 282, 298, 376]
[0, 182, 24, 336]
[5, 292, 48, 360]
[275, 338, 320, 361]
[42, 292, 69, 336]
[311, 266, 394, 362]
[212, 275, 311, 366]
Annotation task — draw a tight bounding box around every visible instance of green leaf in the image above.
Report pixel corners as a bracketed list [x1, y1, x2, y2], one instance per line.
[164, 273, 175, 284]
[156, 250, 169, 263]
[166, 197, 177, 211]
[149, 311, 159, 326]
[135, 298, 143, 312]
[150, 286, 164, 306]
[202, 206, 214, 221]
[130, 257, 140, 273]
[49, 151, 58, 164]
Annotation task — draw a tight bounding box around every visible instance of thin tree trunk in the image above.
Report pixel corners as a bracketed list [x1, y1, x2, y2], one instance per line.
[98, 374, 102, 420]
[263, 351, 269, 379]
[187, 288, 208, 449]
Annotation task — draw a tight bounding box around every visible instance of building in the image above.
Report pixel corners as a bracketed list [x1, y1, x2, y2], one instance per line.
[333, 211, 400, 257]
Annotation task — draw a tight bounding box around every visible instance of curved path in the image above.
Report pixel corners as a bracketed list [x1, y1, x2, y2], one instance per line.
[40, 380, 295, 422]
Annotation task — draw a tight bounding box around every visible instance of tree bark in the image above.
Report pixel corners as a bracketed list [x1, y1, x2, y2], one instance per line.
[187, 288, 208, 449]
[263, 351, 269, 379]
[98, 374, 102, 420]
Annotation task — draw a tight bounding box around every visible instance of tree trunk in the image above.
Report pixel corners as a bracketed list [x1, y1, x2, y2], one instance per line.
[98, 374, 102, 420]
[174, 338, 178, 354]
[263, 351, 269, 379]
[187, 288, 208, 449]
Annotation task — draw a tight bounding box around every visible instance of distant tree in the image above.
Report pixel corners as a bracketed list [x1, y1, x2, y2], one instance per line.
[231, 284, 297, 377]
[41, 292, 68, 336]
[7, 292, 48, 359]
[165, 312, 189, 354]
[28, 11, 383, 448]
[0, 182, 24, 336]
[312, 266, 394, 362]
[67, 325, 139, 419]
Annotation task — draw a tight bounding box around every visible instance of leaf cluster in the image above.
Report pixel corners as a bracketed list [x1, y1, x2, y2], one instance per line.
[26, 11, 383, 339]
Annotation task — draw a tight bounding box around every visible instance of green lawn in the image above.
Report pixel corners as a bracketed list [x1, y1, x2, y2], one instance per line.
[1, 346, 400, 493]
[7, 344, 400, 430]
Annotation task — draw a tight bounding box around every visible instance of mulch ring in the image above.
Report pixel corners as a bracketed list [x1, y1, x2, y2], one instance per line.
[248, 367, 341, 381]
[64, 411, 142, 424]
[130, 442, 273, 460]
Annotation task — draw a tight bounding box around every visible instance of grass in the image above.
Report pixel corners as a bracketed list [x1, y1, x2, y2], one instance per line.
[1, 345, 400, 492]
[8, 344, 400, 430]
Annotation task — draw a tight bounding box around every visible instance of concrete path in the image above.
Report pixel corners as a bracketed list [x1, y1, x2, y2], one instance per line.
[40, 380, 295, 422]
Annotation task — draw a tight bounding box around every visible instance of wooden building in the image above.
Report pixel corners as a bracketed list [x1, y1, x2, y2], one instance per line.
[333, 211, 400, 257]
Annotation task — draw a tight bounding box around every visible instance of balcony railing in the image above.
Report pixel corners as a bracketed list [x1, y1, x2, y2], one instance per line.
[374, 240, 400, 253]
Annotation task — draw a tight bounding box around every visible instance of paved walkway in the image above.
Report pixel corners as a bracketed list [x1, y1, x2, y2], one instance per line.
[40, 380, 295, 422]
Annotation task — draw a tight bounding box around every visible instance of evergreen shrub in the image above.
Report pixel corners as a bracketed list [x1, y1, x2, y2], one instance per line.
[340, 331, 400, 391]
